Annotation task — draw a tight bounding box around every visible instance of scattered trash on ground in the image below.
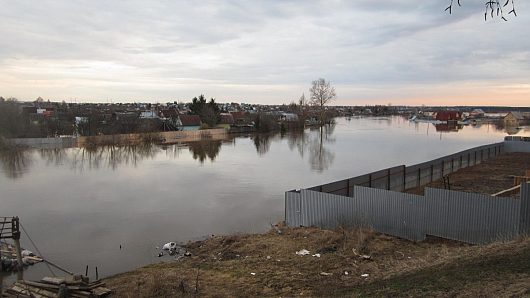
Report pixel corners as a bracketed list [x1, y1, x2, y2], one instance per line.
[361, 273, 369, 277]
[352, 248, 372, 260]
[295, 249, 310, 256]
[320, 272, 333, 276]
[157, 241, 186, 257]
[250, 272, 256, 276]
[394, 251, 405, 260]
[312, 253, 321, 258]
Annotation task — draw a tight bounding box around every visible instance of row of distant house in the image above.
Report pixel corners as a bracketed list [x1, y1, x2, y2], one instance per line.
[423, 109, 530, 127]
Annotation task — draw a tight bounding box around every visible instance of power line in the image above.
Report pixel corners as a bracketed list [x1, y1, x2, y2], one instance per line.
[19, 222, 56, 277]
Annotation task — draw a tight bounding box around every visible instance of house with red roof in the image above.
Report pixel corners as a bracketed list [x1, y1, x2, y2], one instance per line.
[177, 115, 202, 130]
[434, 111, 462, 122]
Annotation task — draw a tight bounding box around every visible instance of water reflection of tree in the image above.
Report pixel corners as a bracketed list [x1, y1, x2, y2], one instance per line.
[252, 134, 275, 156]
[286, 124, 336, 172]
[39, 148, 68, 166]
[287, 130, 309, 158]
[187, 140, 222, 163]
[70, 143, 160, 171]
[0, 147, 32, 179]
[309, 125, 335, 172]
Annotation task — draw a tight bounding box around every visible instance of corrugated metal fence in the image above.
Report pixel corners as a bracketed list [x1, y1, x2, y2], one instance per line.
[306, 142, 504, 196]
[285, 141, 530, 244]
[286, 185, 529, 244]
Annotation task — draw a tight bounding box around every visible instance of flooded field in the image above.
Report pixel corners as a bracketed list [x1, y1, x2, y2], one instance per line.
[1, 116, 527, 282]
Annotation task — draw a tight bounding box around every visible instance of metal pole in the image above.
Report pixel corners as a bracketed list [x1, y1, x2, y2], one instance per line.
[387, 168, 391, 190]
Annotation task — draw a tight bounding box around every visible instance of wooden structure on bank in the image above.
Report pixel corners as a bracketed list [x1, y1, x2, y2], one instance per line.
[1, 217, 112, 297]
[1, 217, 23, 297]
[4, 276, 112, 297]
[1, 217, 24, 275]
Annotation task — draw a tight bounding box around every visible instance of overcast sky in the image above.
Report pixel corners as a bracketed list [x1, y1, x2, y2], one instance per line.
[1, 1, 529, 106]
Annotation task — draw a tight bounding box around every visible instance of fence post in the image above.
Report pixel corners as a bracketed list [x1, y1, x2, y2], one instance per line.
[403, 165, 406, 192]
[347, 179, 351, 197]
[417, 167, 421, 187]
[520, 183, 530, 235]
[430, 164, 434, 182]
[369, 174, 372, 188]
[387, 168, 391, 190]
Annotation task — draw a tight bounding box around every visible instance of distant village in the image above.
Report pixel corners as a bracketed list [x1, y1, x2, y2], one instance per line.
[0, 95, 529, 139]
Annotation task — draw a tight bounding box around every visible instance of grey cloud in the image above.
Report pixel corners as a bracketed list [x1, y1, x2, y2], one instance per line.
[0, 0, 529, 103]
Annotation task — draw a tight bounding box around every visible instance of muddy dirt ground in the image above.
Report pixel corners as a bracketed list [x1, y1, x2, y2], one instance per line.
[406, 152, 530, 196]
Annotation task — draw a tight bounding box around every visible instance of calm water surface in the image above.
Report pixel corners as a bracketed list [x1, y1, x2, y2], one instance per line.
[1, 116, 528, 282]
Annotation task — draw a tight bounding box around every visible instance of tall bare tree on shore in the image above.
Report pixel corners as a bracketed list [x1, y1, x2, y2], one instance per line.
[309, 78, 336, 126]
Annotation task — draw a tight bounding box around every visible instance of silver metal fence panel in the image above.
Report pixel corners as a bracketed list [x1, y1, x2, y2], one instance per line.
[424, 188, 521, 244]
[321, 179, 349, 196]
[504, 140, 530, 153]
[350, 174, 371, 188]
[419, 166, 432, 185]
[432, 162, 443, 180]
[298, 190, 357, 229]
[353, 186, 426, 241]
[443, 158, 453, 175]
[460, 152, 469, 168]
[370, 169, 389, 189]
[389, 168, 405, 192]
[285, 191, 301, 227]
[520, 183, 530, 235]
[405, 165, 420, 189]
[451, 154, 458, 171]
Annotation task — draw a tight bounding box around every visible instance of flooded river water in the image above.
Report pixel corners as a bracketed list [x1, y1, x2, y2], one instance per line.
[1, 116, 528, 282]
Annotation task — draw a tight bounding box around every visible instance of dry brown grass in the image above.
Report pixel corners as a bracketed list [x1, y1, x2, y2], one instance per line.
[104, 225, 530, 297]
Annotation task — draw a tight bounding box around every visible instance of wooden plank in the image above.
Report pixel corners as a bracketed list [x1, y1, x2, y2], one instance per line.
[19, 280, 59, 290]
[8, 285, 47, 298]
[69, 290, 92, 297]
[88, 282, 106, 289]
[492, 184, 521, 197]
[24, 256, 43, 262]
[41, 277, 65, 285]
[5, 288, 32, 298]
[68, 282, 104, 291]
[15, 285, 56, 298]
[92, 287, 112, 297]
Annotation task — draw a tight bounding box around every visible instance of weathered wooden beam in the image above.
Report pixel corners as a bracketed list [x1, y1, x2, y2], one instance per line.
[492, 184, 521, 197]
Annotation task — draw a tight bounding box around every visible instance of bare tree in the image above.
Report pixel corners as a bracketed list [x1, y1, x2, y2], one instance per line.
[446, 0, 517, 21]
[309, 78, 336, 126]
